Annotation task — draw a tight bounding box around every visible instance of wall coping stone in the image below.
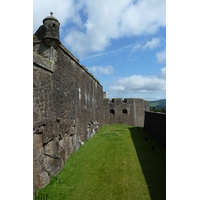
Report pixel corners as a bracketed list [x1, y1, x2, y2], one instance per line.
[33, 52, 53, 73]
[33, 40, 103, 87]
[58, 43, 102, 86]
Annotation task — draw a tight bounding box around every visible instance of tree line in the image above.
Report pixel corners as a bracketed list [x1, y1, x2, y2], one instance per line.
[150, 107, 166, 113]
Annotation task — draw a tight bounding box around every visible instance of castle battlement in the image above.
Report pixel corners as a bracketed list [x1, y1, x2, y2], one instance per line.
[107, 98, 147, 104]
[103, 97, 149, 126]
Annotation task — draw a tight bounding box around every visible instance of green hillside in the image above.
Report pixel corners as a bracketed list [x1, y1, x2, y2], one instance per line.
[149, 99, 166, 109]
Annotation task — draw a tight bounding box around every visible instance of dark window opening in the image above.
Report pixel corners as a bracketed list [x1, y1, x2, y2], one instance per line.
[122, 109, 128, 114]
[52, 23, 55, 29]
[110, 109, 115, 115]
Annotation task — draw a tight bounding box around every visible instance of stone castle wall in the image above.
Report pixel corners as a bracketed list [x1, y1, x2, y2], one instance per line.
[33, 39, 103, 190]
[33, 14, 150, 191]
[103, 97, 150, 127]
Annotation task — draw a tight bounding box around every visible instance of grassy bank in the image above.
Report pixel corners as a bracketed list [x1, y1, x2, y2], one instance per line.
[39, 124, 166, 200]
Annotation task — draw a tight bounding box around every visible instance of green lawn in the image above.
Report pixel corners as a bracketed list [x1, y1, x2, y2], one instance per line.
[39, 124, 166, 200]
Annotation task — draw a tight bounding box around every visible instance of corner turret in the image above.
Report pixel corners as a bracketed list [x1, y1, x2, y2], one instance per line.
[42, 12, 61, 47]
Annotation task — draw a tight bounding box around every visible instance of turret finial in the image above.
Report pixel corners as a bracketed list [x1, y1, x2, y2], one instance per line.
[50, 12, 53, 16]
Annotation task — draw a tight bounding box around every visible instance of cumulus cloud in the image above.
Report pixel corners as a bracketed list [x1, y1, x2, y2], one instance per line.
[33, 0, 166, 57]
[118, 0, 165, 36]
[109, 68, 166, 95]
[88, 65, 114, 75]
[110, 75, 165, 93]
[156, 50, 166, 63]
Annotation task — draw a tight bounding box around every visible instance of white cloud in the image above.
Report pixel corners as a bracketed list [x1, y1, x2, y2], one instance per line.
[156, 50, 166, 63]
[88, 65, 114, 75]
[118, 0, 165, 36]
[109, 68, 166, 97]
[83, 37, 162, 61]
[110, 75, 165, 93]
[85, 20, 93, 30]
[143, 38, 161, 49]
[132, 44, 142, 51]
[132, 37, 161, 52]
[33, 0, 166, 57]
[158, 67, 166, 79]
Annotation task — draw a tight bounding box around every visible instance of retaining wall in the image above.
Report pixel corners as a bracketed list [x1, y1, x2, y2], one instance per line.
[144, 111, 166, 147]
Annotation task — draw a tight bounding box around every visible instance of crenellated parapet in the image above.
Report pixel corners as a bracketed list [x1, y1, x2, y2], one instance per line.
[103, 97, 150, 127]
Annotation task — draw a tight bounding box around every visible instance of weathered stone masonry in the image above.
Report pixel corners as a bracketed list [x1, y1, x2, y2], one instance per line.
[33, 13, 149, 190]
[33, 13, 103, 190]
[103, 97, 150, 127]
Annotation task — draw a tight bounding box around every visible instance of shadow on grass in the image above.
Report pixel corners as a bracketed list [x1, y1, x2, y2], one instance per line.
[129, 127, 166, 200]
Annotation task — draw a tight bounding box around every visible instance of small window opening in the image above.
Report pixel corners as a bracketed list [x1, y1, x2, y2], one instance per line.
[110, 109, 115, 115]
[52, 23, 55, 29]
[122, 109, 128, 114]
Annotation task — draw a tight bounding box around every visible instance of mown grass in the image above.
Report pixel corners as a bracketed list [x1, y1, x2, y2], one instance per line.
[39, 124, 166, 200]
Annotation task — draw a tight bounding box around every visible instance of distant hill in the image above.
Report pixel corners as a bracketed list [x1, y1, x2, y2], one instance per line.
[149, 99, 166, 109]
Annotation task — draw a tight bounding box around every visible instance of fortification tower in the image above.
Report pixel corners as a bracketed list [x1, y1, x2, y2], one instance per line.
[42, 12, 61, 47]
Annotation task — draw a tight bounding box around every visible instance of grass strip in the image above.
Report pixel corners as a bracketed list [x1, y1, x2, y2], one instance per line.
[39, 124, 165, 200]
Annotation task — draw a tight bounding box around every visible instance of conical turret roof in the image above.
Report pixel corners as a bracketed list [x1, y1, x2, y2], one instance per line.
[43, 12, 60, 24]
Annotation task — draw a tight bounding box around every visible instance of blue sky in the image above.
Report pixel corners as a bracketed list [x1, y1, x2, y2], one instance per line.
[33, 0, 166, 101]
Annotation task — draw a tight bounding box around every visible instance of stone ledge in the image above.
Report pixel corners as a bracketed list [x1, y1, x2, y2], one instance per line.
[58, 44, 102, 87]
[59, 44, 79, 63]
[33, 52, 54, 73]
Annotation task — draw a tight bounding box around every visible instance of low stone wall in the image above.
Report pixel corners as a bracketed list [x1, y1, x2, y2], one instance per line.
[144, 111, 166, 147]
[103, 98, 149, 127]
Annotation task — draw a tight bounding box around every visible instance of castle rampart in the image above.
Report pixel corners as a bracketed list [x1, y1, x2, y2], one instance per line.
[33, 13, 150, 191]
[33, 13, 103, 190]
